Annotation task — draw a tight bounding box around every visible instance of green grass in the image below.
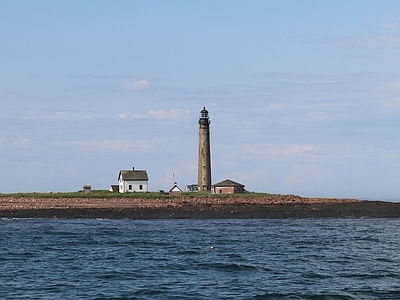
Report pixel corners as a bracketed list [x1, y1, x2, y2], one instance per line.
[0, 190, 276, 199]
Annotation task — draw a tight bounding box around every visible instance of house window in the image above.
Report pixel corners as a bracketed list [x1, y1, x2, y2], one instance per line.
[129, 184, 132, 190]
[139, 185, 143, 190]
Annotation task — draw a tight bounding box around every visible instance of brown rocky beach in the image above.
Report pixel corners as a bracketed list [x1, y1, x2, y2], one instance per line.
[1, 195, 400, 219]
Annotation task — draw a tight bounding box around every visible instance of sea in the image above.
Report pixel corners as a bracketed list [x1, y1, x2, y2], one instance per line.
[1, 218, 400, 300]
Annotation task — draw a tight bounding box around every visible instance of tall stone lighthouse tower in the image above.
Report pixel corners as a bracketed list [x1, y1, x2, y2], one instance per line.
[198, 107, 212, 191]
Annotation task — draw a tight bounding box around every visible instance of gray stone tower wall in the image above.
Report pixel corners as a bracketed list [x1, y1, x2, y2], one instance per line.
[198, 107, 212, 191]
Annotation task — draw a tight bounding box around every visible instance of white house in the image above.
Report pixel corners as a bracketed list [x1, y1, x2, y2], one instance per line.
[118, 167, 149, 193]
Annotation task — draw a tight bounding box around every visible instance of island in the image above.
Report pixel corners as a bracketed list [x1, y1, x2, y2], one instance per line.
[0, 192, 399, 219]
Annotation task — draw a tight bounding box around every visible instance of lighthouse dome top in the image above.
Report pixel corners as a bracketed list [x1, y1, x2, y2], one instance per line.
[200, 107, 209, 119]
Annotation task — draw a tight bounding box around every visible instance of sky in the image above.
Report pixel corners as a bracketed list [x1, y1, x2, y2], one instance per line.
[1, 1, 400, 199]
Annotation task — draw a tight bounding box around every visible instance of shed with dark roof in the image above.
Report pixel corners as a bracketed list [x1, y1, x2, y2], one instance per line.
[212, 179, 245, 194]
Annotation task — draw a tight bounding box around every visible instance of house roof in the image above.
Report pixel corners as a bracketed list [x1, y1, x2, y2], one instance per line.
[213, 179, 245, 187]
[169, 182, 182, 193]
[118, 170, 148, 181]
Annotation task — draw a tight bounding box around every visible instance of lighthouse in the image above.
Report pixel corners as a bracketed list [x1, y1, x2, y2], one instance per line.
[198, 107, 212, 191]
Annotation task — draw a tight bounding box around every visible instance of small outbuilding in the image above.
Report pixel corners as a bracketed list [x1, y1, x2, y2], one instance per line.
[83, 185, 92, 194]
[212, 179, 245, 194]
[185, 184, 199, 192]
[169, 182, 182, 196]
[109, 185, 119, 192]
[118, 167, 149, 193]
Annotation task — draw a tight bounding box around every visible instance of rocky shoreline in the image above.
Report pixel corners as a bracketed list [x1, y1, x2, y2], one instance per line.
[1, 196, 400, 219]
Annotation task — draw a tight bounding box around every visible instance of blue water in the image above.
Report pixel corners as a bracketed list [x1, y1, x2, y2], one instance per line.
[1, 219, 400, 299]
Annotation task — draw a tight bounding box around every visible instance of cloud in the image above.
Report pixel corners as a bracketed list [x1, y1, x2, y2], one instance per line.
[253, 72, 334, 82]
[266, 103, 290, 111]
[276, 117, 298, 126]
[55, 139, 153, 152]
[20, 110, 98, 120]
[118, 112, 130, 118]
[238, 142, 400, 165]
[147, 109, 190, 120]
[223, 168, 267, 184]
[306, 111, 331, 122]
[377, 23, 399, 29]
[284, 164, 325, 188]
[116, 109, 190, 120]
[243, 144, 321, 158]
[380, 97, 400, 109]
[318, 34, 400, 49]
[63, 165, 75, 175]
[13, 139, 29, 148]
[240, 144, 362, 160]
[125, 79, 150, 91]
[64, 74, 144, 80]
[252, 72, 400, 119]
[54, 111, 95, 119]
